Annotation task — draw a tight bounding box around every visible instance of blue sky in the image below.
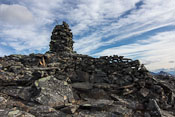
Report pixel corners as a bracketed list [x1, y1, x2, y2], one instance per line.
[0, 0, 175, 73]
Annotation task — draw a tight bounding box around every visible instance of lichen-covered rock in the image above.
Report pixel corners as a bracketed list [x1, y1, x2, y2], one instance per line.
[8, 110, 35, 117]
[29, 106, 66, 117]
[75, 110, 117, 117]
[34, 76, 74, 107]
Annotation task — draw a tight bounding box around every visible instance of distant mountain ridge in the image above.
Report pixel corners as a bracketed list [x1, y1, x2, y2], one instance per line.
[151, 71, 175, 77]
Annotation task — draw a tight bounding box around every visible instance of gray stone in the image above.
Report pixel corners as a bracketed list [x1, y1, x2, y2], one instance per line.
[8, 110, 35, 117]
[29, 106, 66, 117]
[71, 82, 93, 90]
[0, 109, 9, 117]
[147, 99, 162, 116]
[75, 110, 117, 117]
[1, 86, 35, 101]
[110, 104, 133, 116]
[140, 88, 149, 97]
[80, 98, 114, 109]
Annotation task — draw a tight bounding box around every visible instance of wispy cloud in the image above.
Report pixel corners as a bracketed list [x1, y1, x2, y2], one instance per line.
[67, 0, 140, 34]
[94, 31, 175, 71]
[73, 0, 175, 54]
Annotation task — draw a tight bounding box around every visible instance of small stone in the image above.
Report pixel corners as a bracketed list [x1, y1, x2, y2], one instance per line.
[144, 112, 151, 117]
[0, 97, 5, 102]
[64, 96, 67, 100]
[64, 81, 68, 85]
[140, 88, 149, 97]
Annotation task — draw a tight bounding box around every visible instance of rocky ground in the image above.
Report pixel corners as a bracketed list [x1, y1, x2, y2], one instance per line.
[0, 22, 175, 117]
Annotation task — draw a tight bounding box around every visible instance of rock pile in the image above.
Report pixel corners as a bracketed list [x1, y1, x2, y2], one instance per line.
[0, 22, 175, 117]
[49, 21, 74, 53]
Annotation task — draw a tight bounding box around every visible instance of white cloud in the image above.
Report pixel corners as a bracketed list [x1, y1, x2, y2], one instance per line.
[0, 4, 34, 25]
[73, 0, 175, 55]
[18, 0, 64, 25]
[68, 0, 140, 34]
[0, 27, 50, 52]
[0, 1, 58, 54]
[0, 0, 65, 55]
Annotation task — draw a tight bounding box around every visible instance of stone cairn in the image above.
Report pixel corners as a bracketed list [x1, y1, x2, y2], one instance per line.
[49, 21, 74, 53]
[0, 22, 175, 117]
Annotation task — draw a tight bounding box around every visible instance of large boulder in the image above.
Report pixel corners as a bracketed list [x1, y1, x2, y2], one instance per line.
[34, 76, 74, 107]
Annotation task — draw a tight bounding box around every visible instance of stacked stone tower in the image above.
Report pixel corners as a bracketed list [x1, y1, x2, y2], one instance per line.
[49, 21, 74, 53]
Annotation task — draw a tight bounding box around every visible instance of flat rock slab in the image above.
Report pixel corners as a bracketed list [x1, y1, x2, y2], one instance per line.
[71, 82, 93, 90]
[1, 86, 35, 101]
[75, 110, 117, 117]
[80, 98, 114, 109]
[0, 109, 35, 117]
[29, 106, 66, 117]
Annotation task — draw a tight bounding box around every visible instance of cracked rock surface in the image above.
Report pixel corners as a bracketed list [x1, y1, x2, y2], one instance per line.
[0, 22, 175, 117]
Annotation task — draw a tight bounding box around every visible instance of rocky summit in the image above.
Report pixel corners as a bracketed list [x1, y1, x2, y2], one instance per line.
[0, 22, 175, 117]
